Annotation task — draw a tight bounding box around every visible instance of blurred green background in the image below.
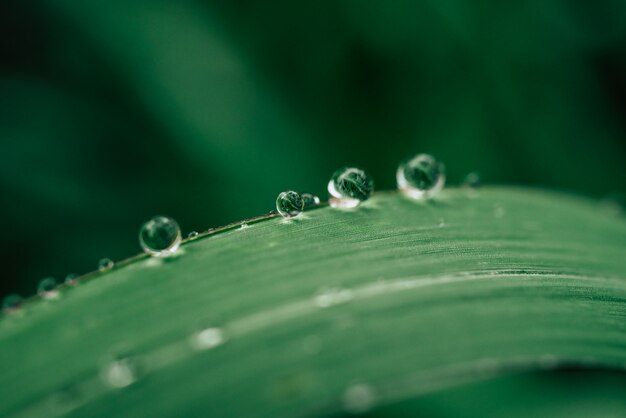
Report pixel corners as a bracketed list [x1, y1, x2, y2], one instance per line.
[1, 0, 625, 297]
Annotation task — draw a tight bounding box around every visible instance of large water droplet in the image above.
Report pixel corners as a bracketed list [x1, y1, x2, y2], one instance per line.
[302, 193, 321, 208]
[190, 327, 226, 350]
[2, 293, 22, 313]
[101, 357, 139, 388]
[396, 154, 445, 199]
[139, 216, 182, 257]
[328, 167, 374, 208]
[37, 277, 59, 299]
[276, 191, 304, 218]
[342, 383, 377, 414]
[98, 258, 114, 272]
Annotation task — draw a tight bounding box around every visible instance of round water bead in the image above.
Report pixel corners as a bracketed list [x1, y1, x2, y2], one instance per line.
[187, 231, 199, 239]
[139, 216, 182, 257]
[462, 172, 481, 189]
[276, 191, 304, 218]
[37, 277, 58, 296]
[301, 193, 320, 208]
[101, 357, 139, 388]
[2, 293, 22, 312]
[396, 154, 445, 199]
[98, 258, 114, 272]
[65, 273, 79, 285]
[328, 167, 374, 207]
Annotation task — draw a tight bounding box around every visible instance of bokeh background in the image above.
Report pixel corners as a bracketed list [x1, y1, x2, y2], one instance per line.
[1, 1, 625, 297]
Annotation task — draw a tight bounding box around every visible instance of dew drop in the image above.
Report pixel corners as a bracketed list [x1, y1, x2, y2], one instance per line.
[342, 383, 377, 414]
[2, 293, 22, 313]
[98, 258, 114, 272]
[313, 288, 354, 308]
[65, 273, 79, 285]
[302, 193, 321, 208]
[276, 191, 304, 218]
[37, 277, 59, 299]
[190, 327, 226, 350]
[396, 153, 445, 199]
[462, 171, 481, 189]
[139, 216, 182, 258]
[101, 357, 139, 388]
[328, 167, 374, 208]
[187, 231, 199, 239]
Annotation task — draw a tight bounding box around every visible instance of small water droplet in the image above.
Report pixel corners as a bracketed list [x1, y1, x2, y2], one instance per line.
[2, 293, 22, 313]
[139, 216, 182, 257]
[396, 153, 445, 199]
[462, 171, 481, 189]
[328, 167, 374, 208]
[239, 223, 249, 230]
[98, 258, 114, 272]
[65, 273, 79, 285]
[276, 191, 304, 218]
[37, 277, 59, 299]
[101, 357, 139, 388]
[187, 231, 199, 239]
[438, 218, 446, 227]
[302, 193, 321, 208]
[342, 383, 377, 414]
[313, 288, 353, 308]
[190, 327, 226, 350]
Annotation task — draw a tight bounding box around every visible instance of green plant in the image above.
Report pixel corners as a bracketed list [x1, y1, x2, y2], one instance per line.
[1, 187, 625, 417]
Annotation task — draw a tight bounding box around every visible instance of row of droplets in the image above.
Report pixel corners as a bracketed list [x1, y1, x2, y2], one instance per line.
[278, 153, 448, 216]
[138, 153, 450, 256]
[2, 153, 461, 313]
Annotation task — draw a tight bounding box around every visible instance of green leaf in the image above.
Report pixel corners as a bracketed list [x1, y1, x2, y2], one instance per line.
[1, 187, 625, 417]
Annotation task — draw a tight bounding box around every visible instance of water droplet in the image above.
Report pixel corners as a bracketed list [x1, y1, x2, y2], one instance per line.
[37, 277, 59, 299]
[396, 154, 445, 199]
[101, 357, 139, 388]
[342, 383, 377, 414]
[328, 167, 374, 208]
[190, 327, 225, 350]
[239, 223, 249, 230]
[65, 273, 79, 285]
[438, 218, 446, 227]
[2, 293, 22, 313]
[302, 193, 321, 208]
[276, 191, 304, 218]
[462, 171, 481, 189]
[98, 258, 114, 272]
[313, 288, 353, 308]
[139, 216, 182, 258]
[187, 231, 199, 239]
